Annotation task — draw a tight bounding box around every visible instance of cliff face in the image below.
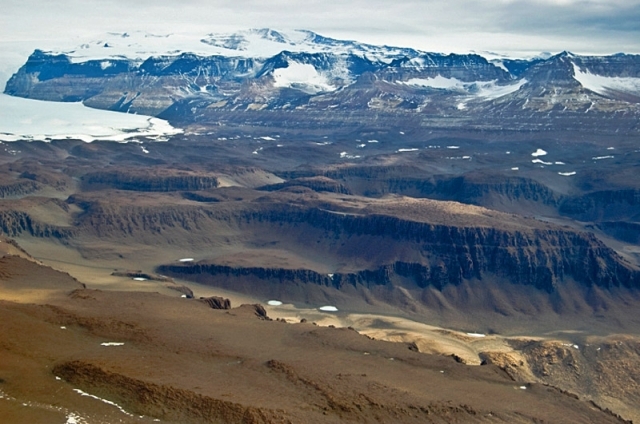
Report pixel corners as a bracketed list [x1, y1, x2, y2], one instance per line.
[597, 222, 640, 244]
[157, 206, 640, 300]
[0, 210, 73, 238]
[0, 180, 40, 198]
[560, 189, 640, 221]
[5, 47, 640, 133]
[81, 171, 219, 192]
[358, 175, 560, 207]
[258, 177, 352, 195]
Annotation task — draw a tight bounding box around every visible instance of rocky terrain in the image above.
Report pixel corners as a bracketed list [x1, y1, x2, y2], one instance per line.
[0, 247, 637, 423]
[4, 30, 640, 134]
[1, 28, 640, 423]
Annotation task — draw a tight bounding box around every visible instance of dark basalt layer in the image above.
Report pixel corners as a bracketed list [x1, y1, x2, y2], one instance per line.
[158, 212, 640, 294]
[81, 171, 219, 192]
[0, 210, 73, 238]
[258, 177, 352, 194]
[559, 189, 640, 221]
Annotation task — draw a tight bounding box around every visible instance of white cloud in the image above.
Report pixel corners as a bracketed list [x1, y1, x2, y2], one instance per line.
[0, 0, 639, 83]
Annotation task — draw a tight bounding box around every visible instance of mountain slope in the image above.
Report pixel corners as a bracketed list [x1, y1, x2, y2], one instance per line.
[5, 30, 640, 133]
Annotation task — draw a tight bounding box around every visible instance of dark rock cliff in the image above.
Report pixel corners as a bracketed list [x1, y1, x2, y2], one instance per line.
[0, 210, 73, 238]
[81, 172, 219, 192]
[560, 189, 640, 221]
[0, 180, 40, 198]
[157, 205, 640, 294]
[258, 177, 352, 195]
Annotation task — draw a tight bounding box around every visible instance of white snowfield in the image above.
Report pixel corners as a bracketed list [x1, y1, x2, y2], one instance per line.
[0, 94, 181, 143]
[402, 76, 526, 100]
[573, 64, 640, 96]
[272, 62, 336, 93]
[39, 29, 415, 64]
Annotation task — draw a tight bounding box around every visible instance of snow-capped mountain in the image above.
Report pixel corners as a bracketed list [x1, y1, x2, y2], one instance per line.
[4, 29, 640, 134]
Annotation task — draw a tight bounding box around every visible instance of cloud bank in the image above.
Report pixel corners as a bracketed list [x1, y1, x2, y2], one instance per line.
[1, 0, 638, 69]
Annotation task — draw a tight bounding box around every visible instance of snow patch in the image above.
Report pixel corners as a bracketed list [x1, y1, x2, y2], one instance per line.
[133, 277, 147, 281]
[531, 149, 548, 157]
[573, 64, 640, 96]
[267, 300, 283, 306]
[532, 159, 553, 165]
[404, 75, 463, 90]
[179, 258, 194, 262]
[397, 148, 419, 152]
[466, 333, 486, 338]
[101, 342, 125, 346]
[272, 62, 335, 94]
[558, 172, 576, 176]
[319, 306, 338, 312]
[592, 155, 614, 160]
[339, 152, 360, 159]
[402, 77, 526, 100]
[0, 94, 181, 143]
[65, 413, 86, 424]
[511, 167, 519, 171]
[491, 60, 510, 73]
[73, 389, 132, 416]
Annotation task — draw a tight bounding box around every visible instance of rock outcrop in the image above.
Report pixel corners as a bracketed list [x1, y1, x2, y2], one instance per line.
[0, 210, 73, 238]
[81, 171, 219, 192]
[199, 296, 231, 310]
[5, 40, 640, 133]
[53, 361, 282, 424]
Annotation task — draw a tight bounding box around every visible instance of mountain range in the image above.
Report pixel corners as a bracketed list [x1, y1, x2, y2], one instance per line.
[4, 29, 640, 134]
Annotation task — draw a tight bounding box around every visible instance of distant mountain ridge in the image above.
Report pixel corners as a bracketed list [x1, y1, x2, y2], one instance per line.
[4, 29, 640, 133]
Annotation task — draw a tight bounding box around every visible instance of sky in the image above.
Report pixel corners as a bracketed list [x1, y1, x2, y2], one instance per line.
[1, 0, 640, 82]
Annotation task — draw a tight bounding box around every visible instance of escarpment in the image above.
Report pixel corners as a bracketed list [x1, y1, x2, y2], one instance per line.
[375, 175, 559, 208]
[258, 177, 352, 194]
[0, 210, 74, 238]
[0, 180, 40, 198]
[81, 171, 219, 192]
[560, 189, 640, 221]
[284, 167, 561, 210]
[597, 222, 640, 244]
[157, 204, 640, 297]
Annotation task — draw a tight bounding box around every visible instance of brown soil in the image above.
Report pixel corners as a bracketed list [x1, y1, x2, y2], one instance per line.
[0, 252, 630, 423]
